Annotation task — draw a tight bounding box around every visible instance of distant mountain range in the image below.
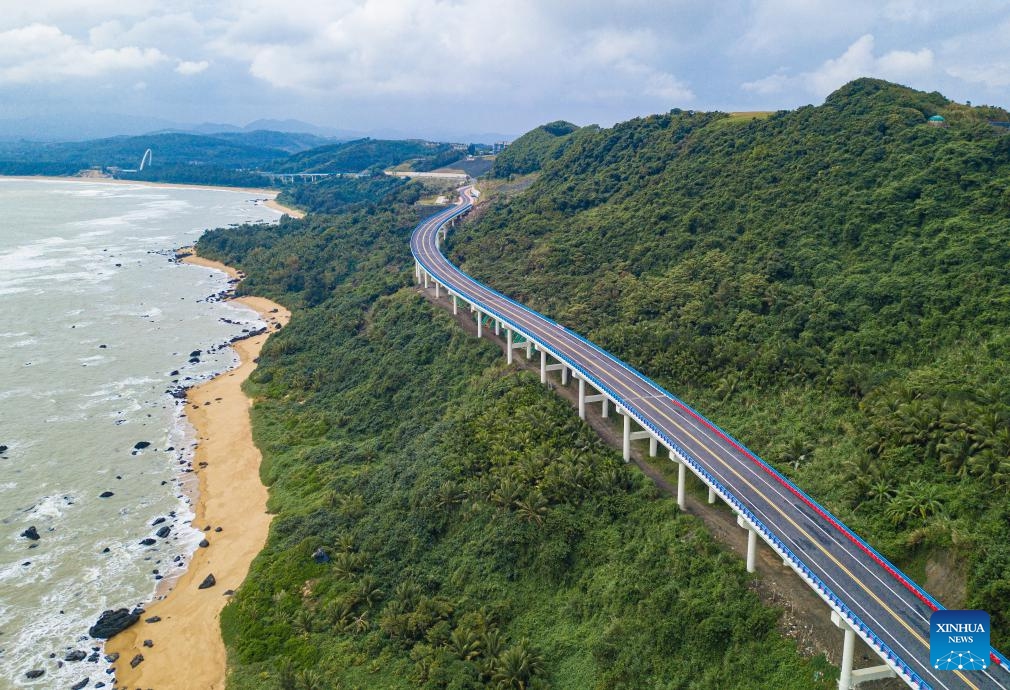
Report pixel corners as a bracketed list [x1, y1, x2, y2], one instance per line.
[0, 112, 513, 145]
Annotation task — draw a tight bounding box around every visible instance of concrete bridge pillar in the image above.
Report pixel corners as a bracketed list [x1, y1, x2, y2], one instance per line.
[649, 436, 658, 457]
[578, 377, 586, 419]
[561, 366, 569, 386]
[452, 295, 458, 315]
[736, 515, 757, 573]
[476, 310, 482, 338]
[423, 272, 429, 289]
[494, 319, 500, 336]
[708, 486, 716, 504]
[669, 451, 686, 510]
[435, 281, 440, 298]
[526, 340, 532, 359]
[621, 409, 631, 462]
[506, 329, 513, 364]
[830, 612, 896, 689]
[601, 398, 609, 418]
[832, 612, 856, 690]
[540, 349, 547, 384]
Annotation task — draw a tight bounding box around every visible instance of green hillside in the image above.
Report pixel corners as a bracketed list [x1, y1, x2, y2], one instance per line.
[274, 138, 453, 174]
[491, 120, 583, 177]
[209, 129, 333, 154]
[194, 183, 832, 689]
[448, 78, 1010, 645]
[0, 132, 286, 170]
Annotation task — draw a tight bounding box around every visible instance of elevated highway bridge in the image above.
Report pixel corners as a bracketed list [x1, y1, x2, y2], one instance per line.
[411, 187, 1010, 690]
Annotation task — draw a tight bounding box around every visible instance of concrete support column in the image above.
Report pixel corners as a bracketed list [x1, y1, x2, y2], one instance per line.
[747, 528, 757, 573]
[540, 349, 547, 384]
[578, 377, 586, 419]
[423, 272, 429, 289]
[840, 626, 855, 690]
[676, 457, 686, 510]
[649, 436, 658, 457]
[602, 398, 609, 418]
[708, 486, 716, 504]
[734, 515, 758, 572]
[622, 412, 631, 462]
[415, 262, 421, 283]
[452, 295, 458, 315]
[494, 319, 500, 336]
[526, 341, 532, 359]
[476, 310, 482, 338]
[561, 367, 569, 386]
[435, 281, 440, 298]
[506, 329, 513, 364]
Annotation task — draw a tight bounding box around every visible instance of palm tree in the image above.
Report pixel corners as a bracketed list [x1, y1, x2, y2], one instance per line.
[448, 625, 481, 661]
[356, 575, 383, 608]
[480, 629, 507, 660]
[992, 456, 1010, 488]
[352, 613, 370, 634]
[333, 551, 364, 580]
[328, 600, 356, 630]
[715, 372, 741, 402]
[865, 478, 895, 505]
[490, 479, 523, 508]
[296, 669, 326, 690]
[514, 491, 549, 526]
[491, 638, 545, 690]
[780, 437, 811, 472]
[886, 482, 945, 526]
[937, 429, 979, 477]
[435, 480, 465, 512]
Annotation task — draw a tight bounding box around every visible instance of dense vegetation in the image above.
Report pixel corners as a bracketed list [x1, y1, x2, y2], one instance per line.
[449, 78, 1010, 645]
[0, 132, 467, 188]
[211, 130, 331, 154]
[196, 182, 830, 688]
[276, 174, 416, 216]
[274, 138, 454, 174]
[491, 121, 583, 178]
[118, 164, 273, 188]
[0, 132, 288, 170]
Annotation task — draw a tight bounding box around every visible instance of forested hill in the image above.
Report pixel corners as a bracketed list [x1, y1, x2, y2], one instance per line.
[195, 177, 832, 688]
[490, 120, 583, 177]
[449, 78, 1010, 645]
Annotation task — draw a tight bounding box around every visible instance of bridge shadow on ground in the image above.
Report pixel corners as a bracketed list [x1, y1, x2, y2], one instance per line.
[419, 283, 905, 690]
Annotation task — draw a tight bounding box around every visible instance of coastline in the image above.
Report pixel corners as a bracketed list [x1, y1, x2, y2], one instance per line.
[0, 174, 306, 218]
[106, 251, 290, 689]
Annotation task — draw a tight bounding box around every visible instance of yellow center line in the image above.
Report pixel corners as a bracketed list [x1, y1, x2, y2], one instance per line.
[419, 224, 980, 689]
[626, 366, 979, 688]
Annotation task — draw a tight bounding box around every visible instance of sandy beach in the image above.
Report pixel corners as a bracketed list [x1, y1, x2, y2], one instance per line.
[106, 253, 290, 689]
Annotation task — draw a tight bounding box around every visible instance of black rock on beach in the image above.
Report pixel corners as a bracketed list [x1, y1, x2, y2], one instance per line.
[88, 607, 141, 639]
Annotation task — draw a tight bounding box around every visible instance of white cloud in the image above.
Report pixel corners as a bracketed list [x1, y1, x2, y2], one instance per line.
[739, 0, 877, 53]
[939, 17, 1010, 90]
[742, 34, 934, 98]
[0, 23, 166, 84]
[176, 59, 209, 75]
[207, 0, 693, 108]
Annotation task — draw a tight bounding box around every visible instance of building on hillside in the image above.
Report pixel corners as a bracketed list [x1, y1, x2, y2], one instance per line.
[928, 114, 947, 127]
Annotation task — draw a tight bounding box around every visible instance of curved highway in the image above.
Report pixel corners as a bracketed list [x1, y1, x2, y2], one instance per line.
[411, 187, 1009, 690]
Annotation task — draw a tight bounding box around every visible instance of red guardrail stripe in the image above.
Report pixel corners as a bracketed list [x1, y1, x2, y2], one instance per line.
[666, 397, 940, 611]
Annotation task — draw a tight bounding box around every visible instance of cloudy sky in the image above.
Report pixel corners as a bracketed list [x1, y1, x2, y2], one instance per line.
[2, 0, 1010, 140]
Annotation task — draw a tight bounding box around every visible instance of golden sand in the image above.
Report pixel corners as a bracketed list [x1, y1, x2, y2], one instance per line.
[106, 254, 290, 689]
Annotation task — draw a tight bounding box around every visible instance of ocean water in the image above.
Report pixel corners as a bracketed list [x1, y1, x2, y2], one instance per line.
[0, 178, 280, 688]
